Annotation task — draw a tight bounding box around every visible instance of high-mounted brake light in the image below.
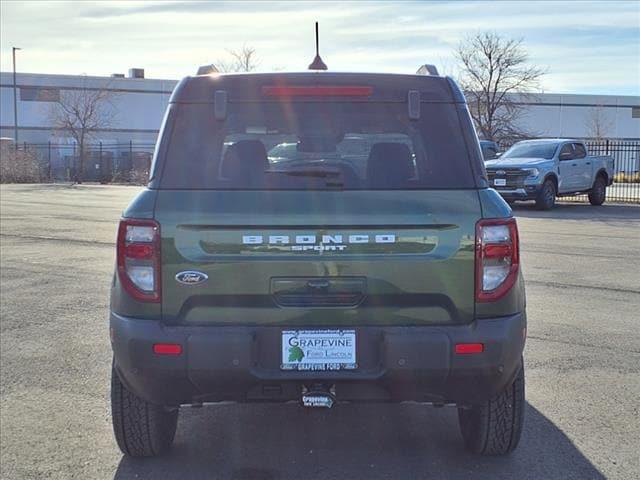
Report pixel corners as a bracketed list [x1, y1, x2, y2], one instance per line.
[117, 219, 161, 303]
[475, 218, 519, 302]
[262, 86, 373, 97]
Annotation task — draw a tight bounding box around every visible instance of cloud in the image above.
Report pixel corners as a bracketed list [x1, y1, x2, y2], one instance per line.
[78, 1, 307, 19]
[1, 1, 638, 95]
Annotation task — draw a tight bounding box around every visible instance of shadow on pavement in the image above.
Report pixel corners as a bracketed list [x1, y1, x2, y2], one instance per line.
[114, 402, 604, 480]
[512, 202, 640, 222]
[0, 183, 141, 192]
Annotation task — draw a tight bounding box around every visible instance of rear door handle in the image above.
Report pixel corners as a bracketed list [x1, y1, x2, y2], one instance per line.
[571, 163, 577, 166]
[586, 162, 591, 165]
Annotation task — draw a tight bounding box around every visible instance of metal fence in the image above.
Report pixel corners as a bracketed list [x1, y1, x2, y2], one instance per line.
[569, 140, 640, 204]
[5, 139, 640, 203]
[6, 141, 155, 184]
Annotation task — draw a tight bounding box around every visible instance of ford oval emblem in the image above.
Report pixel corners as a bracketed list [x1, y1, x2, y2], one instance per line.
[175, 271, 208, 285]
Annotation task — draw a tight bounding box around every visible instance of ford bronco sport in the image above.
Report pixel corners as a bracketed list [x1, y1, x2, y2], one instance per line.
[110, 69, 526, 457]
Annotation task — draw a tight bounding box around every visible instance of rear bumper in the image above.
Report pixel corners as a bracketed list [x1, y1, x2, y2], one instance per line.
[110, 312, 526, 406]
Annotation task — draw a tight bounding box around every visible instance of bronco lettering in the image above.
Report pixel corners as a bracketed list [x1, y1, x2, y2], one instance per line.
[242, 234, 396, 245]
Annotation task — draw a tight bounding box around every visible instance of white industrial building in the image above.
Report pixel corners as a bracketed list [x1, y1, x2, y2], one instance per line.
[0, 70, 173, 147]
[1, 70, 639, 169]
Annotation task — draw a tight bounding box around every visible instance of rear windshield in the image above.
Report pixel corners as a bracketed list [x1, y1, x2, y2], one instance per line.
[156, 102, 475, 190]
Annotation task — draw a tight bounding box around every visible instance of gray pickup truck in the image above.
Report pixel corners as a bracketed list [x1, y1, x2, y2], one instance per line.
[485, 139, 614, 209]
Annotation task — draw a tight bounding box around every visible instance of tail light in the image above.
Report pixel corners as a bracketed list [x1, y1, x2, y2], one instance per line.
[475, 218, 519, 302]
[117, 219, 161, 302]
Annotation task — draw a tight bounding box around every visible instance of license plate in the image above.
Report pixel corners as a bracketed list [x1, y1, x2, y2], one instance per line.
[494, 178, 507, 187]
[281, 329, 356, 371]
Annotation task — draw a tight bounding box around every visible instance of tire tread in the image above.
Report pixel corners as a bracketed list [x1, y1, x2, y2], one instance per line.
[111, 364, 178, 457]
[458, 360, 525, 455]
[535, 179, 556, 210]
[588, 176, 606, 206]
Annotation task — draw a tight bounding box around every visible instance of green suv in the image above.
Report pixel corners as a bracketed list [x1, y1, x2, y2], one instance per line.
[110, 70, 526, 457]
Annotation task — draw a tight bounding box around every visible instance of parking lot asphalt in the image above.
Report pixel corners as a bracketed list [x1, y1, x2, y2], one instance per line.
[1, 184, 639, 480]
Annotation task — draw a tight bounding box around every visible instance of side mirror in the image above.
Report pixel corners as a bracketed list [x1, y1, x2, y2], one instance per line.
[495, 152, 503, 158]
[559, 151, 573, 161]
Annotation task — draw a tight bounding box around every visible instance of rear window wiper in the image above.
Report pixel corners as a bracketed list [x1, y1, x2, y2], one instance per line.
[265, 167, 342, 178]
[265, 167, 344, 188]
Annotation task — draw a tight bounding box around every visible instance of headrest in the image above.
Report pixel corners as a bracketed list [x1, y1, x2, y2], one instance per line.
[221, 140, 268, 187]
[367, 142, 414, 188]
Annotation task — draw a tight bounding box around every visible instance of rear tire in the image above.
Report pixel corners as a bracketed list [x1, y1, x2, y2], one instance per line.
[588, 175, 607, 206]
[111, 363, 178, 457]
[535, 179, 556, 210]
[458, 359, 525, 455]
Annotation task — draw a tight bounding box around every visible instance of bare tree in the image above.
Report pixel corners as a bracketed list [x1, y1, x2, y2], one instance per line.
[456, 32, 545, 143]
[216, 45, 260, 73]
[584, 105, 614, 140]
[48, 80, 117, 183]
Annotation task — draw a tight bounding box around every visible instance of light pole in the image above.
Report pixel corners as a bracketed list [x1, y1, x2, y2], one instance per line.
[12, 47, 21, 148]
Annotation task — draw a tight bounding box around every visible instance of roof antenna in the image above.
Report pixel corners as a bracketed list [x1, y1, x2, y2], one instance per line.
[308, 22, 328, 70]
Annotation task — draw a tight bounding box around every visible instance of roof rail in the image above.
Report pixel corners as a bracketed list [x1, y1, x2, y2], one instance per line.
[416, 64, 439, 76]
[196, 64, 219, 75]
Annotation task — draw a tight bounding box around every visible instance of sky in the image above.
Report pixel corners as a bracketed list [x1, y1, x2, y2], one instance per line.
[1, 0, 639, 95]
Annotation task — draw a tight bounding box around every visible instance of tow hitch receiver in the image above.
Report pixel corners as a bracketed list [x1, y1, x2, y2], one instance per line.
[301, 384, 336, 408]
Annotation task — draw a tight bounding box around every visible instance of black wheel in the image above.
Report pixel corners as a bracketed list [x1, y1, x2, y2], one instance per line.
[588, 175, 607, 206]
[111, 363, 178, 457]
[458, 359, 525, 455]
[535, 179, 556, 210]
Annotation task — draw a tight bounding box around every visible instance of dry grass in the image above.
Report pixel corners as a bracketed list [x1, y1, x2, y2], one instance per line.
[614, 172, 640, 183]
[0, 146, 43, 183]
